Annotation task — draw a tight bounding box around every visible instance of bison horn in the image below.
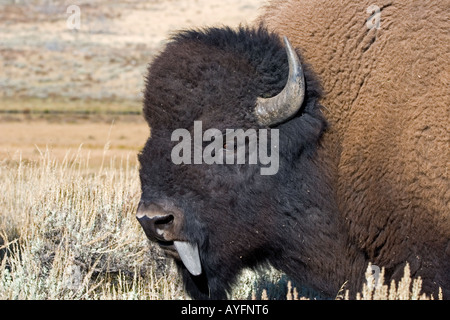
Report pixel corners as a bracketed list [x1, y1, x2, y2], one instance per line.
[254, 36, 305, 126]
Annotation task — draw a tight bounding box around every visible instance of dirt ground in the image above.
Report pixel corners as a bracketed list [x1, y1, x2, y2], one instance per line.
[0, 0, 266, 165]
[0, 116, 148, 167]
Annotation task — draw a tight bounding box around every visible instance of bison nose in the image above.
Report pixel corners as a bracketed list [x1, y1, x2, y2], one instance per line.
[136, 202, 179, 242]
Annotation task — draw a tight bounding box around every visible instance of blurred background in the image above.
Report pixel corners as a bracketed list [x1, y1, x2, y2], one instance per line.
[0, 0, 265, 166]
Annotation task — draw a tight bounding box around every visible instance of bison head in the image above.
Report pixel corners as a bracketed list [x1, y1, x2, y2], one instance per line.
[137, 27, 328, 299]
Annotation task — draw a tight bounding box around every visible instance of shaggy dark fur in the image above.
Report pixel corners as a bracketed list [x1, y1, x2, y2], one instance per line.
[139, 22, 449, 299]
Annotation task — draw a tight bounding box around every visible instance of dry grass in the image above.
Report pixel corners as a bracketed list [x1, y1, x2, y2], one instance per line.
[351, 263, 440, 300]
[0, 147, 185, 299]
[0, 148, 441, 300]
[283, 263, 442, 300]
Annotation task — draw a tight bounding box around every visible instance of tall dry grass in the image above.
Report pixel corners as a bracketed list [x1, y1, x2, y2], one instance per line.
[0, 147, 185, 299]
[0, 147, 441, 300]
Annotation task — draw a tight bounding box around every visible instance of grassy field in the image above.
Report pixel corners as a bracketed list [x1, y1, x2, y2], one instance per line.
[0, 143, 184, 299]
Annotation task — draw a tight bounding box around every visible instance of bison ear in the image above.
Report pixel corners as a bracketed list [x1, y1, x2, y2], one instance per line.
[254, 36, 305, 127]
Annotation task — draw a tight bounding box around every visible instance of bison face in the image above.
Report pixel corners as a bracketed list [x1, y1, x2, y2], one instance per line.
[137, 27, 326, 299]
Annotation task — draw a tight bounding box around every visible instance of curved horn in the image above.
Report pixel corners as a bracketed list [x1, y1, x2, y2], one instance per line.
[254, 36, 305, 126]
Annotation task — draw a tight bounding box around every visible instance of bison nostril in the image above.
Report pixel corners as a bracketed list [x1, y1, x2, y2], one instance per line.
[136, 201, 182, 241]
[154, 214, 174, 226]
[137, 214, 176, 241]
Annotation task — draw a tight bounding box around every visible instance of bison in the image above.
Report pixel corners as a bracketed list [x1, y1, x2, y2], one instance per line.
[136, 0, 449, 299]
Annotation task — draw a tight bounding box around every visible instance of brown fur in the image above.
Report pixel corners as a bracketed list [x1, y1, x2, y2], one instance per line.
[259, 0, 450, 296]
